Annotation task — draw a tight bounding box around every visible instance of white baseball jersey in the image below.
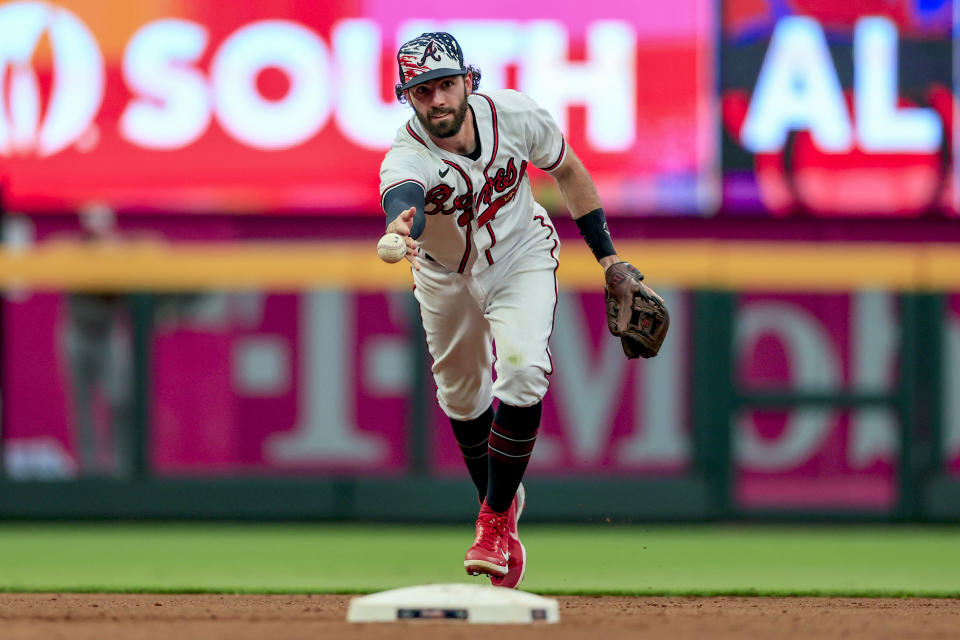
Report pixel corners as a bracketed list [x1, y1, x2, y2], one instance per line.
[378, 89, 567, 417]
[379, 89, 567, 275]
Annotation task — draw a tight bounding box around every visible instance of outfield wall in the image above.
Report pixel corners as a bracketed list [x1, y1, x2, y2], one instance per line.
[1, 215, 958, 522]
[0, 0, 957, 521]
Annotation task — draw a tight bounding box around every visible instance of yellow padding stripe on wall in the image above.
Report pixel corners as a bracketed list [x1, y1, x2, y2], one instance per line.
[1, 240, 959, 292]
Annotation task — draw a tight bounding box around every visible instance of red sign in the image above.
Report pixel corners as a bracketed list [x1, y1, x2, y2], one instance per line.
[0, 0, 715, 215]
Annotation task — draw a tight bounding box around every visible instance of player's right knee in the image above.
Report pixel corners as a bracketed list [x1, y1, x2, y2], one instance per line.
[438, 391, 492, 422]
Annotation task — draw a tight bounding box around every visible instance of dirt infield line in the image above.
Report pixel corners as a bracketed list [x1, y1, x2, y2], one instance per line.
[0, 593, 958, 640]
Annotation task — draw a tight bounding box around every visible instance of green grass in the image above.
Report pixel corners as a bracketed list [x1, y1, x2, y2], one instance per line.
[0, 523, 957, 597]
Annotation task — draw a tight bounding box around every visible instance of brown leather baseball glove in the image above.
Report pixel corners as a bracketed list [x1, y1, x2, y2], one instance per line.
[604, 261, 670, 359]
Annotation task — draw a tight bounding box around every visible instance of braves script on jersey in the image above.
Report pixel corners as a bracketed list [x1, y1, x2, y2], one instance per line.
[380, 89, 566, 275]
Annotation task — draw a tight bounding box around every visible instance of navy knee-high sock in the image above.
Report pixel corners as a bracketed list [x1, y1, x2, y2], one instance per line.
[449, 405, 494, 502]
[486, 401, 542, 512]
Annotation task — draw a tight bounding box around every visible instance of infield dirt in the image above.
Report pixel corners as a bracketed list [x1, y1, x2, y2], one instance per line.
[0, 593, 958, 639]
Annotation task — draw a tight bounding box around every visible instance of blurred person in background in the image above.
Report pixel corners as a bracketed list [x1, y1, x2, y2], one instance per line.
[59, 206, 206, 478]
[60, 204, 133, 478]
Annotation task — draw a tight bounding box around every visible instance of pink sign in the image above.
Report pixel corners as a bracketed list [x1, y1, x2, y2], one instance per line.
[150, 292, 413, 475]
[2, 293, 77, 476]
[1, 290, 414, 476]
[2, 288, 691, 477]
[734, 293, 900, 509]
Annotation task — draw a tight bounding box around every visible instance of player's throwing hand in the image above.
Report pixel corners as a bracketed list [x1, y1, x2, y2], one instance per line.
[384, 206, 421, 270]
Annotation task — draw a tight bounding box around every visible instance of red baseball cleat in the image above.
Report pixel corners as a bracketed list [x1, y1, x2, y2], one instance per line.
[491, 483, 526, 589]
[464, 502, 510, 578]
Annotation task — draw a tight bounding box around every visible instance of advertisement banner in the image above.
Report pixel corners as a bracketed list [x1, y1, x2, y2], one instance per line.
[150, 291, 414, 474]
[0, 215, 692, 477]
[721, 0, 955, 217]
[733, 292, 901, 509]
[0, 0, 716, 216]
[1, 289, 416, 476]
[1, 286, 692, 477]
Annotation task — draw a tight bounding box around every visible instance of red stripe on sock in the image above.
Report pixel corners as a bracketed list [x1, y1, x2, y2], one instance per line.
[488, 424, 538, 462]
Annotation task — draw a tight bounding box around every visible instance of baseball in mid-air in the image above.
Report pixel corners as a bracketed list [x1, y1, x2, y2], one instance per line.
[377, 233, 407, 263]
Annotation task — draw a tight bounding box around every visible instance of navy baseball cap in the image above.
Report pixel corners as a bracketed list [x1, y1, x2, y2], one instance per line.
[397, 32, 467, 91]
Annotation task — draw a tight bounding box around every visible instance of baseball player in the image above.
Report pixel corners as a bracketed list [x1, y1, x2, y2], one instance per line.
[379, 32, 668, 589]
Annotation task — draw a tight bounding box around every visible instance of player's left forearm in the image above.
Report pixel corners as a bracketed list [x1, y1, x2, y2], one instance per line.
[551, 151, 619, 268]
[551, 149, 602, 219]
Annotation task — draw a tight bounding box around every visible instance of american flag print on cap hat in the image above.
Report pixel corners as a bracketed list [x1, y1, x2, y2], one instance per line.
[397, 32, 467, 91]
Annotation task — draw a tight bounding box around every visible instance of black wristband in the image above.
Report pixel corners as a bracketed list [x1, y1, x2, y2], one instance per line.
[575, 208, 616, 261]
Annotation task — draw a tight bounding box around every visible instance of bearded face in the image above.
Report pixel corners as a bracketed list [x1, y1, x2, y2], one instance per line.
[412, 80, 470, 138]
